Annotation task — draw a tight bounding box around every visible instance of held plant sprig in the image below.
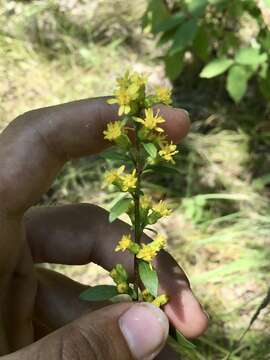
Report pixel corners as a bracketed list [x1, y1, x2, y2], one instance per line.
[80, 71, 195, 354]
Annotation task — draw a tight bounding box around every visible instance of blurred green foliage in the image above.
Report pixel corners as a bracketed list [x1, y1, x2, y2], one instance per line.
[144, 0, 270, 103]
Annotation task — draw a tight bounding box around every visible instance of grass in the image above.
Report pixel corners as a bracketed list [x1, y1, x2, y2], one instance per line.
[1, 1, 270, 359]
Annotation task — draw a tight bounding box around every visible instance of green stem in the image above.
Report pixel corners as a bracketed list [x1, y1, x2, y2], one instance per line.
[133, 125, 142, 301]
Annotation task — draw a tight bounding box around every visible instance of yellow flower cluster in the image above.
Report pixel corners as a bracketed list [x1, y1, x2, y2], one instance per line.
[103, 121, 123, 141]
[152, 294, 169, 307]
[110, 264, 130, 294]
[153, 234, 167, 250]
[104, 71, 177, 305]
[121, 169, 137, 192]
[136, 235, 167, 262]
[115, 234, 140, 254]
[108, 71, 146, 116]
[104, 166, 137, 192]
[135, 108, 165, 133]
[159, 142, 179, 163]
[141, 289, 154, 302]
[115, 234, 132, 252]
[141, 290, 169, 307]
[136, 244, 157, 262]
[155, 86, 172, 105]
[117, 283, 129, 294]
[140, 194, 152, 210]
[117, 71, 147, 90]
[104, 166, 125, 186]
[152, 200, 172, 217]
[115, 234, 167, 263]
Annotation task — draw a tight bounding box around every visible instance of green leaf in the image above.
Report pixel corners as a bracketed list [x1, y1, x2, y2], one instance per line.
[164, 51, 184, 80]
[176, 330, 196, 350]
[226, 65, 250, 103]
[146, 0, 170, 34]
[200, 58, 233, 78]
[187, 0, 208, 17]
[235, 47, 267, 66]
[193, 25, 210, 61]
[80, 285, 118, 301]
[138, 260, 158, 297]
[259, 70, 270, 99]
[101, 148, 126, 161]
[109, 198, 132, 223]
[142, 143, 157, 158]
[155, 13, 185, 33]
[168, 329, 196, 355]
[259, 63, 268, 79]
[146, 164, 180, 175]
[169, 19, 198, 55]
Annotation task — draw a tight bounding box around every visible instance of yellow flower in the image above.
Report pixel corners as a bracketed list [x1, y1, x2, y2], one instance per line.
[103, 121, 123, 141]
[115, 234, 132, 252]
[155, 86, 172, 105]
[130, 72, 148, 88]
[135, 108, 165, 132]
[108, 84, 139, 116]
[141, 289, 154, 302]
[117, 282, 129, 294]
[155, 133, 168, 147]
[152, 294, 169, 307]
[136, 243, 158, 262]
[140, 195, 152, 210]
[115, 234, 140, 254]
[103, 166, 125, 186]
[152, 200, 171, 217]
[110, 264, 128, 284]
[121, 169, 137, 192]
[152, 234, 167, 252]
[159, 142, 178, 163]
[116, 70, 131, 88]
[116, 71, 147, 89]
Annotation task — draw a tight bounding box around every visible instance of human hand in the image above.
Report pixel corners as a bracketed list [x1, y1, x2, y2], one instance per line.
[0, 98, 208, 359]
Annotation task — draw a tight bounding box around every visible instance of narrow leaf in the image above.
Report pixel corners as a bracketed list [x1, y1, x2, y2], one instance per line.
[138, 260, 158, 297]
[200, 58, 233, 78]
[176, 330, 196, 350]
[143, 143, 157, 158]
[168, 328, 196, 355]
[109, 198, 132, 223]
[80, 285, 118, 301]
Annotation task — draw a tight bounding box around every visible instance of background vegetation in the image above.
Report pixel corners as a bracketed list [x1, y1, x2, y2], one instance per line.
[1, 0, 269, 359]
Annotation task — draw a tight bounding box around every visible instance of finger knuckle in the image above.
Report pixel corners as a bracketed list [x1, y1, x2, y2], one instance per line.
[60, 323, 119, 360]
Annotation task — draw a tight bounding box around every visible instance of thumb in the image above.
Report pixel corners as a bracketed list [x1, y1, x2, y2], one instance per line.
[5, 302, 169, 360]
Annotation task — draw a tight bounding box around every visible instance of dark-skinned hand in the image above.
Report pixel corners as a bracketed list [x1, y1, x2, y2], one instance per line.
[0, 98, 208, 360]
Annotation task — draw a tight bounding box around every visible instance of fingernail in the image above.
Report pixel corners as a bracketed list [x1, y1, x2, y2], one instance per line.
[119, 303, 169, 360]
[174, 108, 189, 118]
[182, 109, 190, 118]
[172, 107, 190, 121]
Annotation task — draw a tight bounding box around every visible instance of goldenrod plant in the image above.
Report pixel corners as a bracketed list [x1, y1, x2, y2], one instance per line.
[80, 71, 194, 354]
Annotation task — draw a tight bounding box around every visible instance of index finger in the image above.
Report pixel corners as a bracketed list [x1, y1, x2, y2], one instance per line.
[0, 98, 189, 214]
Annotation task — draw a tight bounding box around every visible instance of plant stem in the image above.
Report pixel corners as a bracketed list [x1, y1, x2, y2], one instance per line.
[133, 124, 142, 301]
